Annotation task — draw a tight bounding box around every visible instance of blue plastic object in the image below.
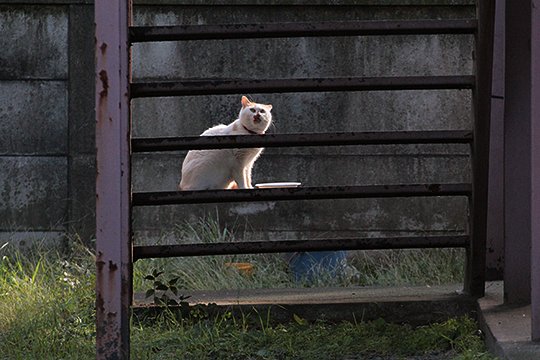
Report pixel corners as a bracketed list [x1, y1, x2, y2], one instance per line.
[288, 251, 347, 282]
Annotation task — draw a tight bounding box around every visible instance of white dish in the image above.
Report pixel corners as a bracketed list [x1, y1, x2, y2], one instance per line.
[255, 182, 302, 189]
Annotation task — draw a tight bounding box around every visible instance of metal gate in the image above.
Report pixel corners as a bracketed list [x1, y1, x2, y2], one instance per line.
[95, 1, 495, 358]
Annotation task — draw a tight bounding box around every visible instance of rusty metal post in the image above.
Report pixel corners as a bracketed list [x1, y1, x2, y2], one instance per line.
[531, 0, 540, 342]
[465, 0, 496, 297]
[504, 0, 532, 305]
[95, 0, 132, 358]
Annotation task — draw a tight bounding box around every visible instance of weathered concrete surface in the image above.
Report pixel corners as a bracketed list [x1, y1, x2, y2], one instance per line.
[0, 6, 68, 79]
[68, 5, 95, 156]
[132, 7, 474, 81]
[132, 196, 468, 244]
[133, 35, 472, 80]
[0, 5, 69, 245]
[133, 150, 470, 189]
[67, 4, 95, 241]
[0, 156, 67, 230]
[68, 154, 96, 239]
[0, 81, 68, 155]
[132, 91, 472, 137]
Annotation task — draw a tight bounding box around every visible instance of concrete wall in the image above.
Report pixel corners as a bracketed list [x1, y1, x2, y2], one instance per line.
[0, 3, 94, 247]
[0, 1, 476, 248]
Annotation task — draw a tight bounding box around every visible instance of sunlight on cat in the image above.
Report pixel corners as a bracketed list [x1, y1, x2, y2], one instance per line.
[179, 96, 272, 190]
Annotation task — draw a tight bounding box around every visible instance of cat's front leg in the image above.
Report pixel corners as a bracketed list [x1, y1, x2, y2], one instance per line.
[233, 169, 249, 189]
[244, 166, 253, 189]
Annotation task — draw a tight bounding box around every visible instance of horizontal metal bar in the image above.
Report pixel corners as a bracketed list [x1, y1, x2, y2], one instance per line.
[133, 235, 469, 260]
[132, 131, 473, 152]
[130, 76, 475, 98]
[132, 184, 471, 206]
[129, 19, 477, 43]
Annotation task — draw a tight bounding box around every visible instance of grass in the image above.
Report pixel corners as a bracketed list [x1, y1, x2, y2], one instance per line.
[350, 248, 465, 287]
[0, 222, 496, 360]
[130, 311, 494, 360]
[0, 242, 95, 360]
[133, 217, 465, 291]
[134, 218, 293, 291]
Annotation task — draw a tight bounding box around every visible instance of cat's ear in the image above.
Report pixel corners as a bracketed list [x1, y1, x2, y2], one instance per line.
[241, 96, 251, 108]
[264, 104, 273, 111]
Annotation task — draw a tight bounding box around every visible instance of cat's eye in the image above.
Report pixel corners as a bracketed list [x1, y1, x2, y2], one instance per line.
[249, 108, 256, 113]
[260, 109, 266, 113]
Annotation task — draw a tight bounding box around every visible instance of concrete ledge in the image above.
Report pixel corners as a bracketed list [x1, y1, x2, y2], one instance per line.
[0, 231, 65, 250]
[134, 284, 477, 326]
[478, 282, 540, 360]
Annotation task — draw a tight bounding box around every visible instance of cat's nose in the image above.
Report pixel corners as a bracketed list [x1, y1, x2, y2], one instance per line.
[253, 114, 261, 122]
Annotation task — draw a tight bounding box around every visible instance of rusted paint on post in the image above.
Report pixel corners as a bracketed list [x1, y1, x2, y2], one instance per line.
[464, 0, 496, 297]
[95, 0, 132, 358]
[531, 0, 540, 342]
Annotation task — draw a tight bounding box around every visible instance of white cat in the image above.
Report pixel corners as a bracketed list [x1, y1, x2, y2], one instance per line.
[179, 96, 273, 190]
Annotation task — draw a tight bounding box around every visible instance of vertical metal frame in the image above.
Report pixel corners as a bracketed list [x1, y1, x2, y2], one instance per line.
[91, 0, 499, 354]
[504, 0, 532, 305]
[466, 0, 496, 297]
[95, 0, 132, 358]
[531, 0, 540, 342]
[486, 0, 505, 281]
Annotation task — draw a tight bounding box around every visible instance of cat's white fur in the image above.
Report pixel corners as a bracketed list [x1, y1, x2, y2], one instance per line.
[179, 96, 273, 190]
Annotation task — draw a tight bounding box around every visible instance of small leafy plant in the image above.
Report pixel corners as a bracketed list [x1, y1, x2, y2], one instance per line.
[144, 268, 190, 306]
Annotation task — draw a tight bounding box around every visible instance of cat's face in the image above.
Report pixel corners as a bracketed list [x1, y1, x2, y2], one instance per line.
[239, 96, 272, 134]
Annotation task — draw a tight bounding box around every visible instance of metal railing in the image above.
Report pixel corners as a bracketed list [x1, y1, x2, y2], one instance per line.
[130, 76, 475, 97]
[131, 130, 473, 152]
[95, 3, 495, 359]
[129, 19, 478, 42]
[128, 17, 485, 281]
